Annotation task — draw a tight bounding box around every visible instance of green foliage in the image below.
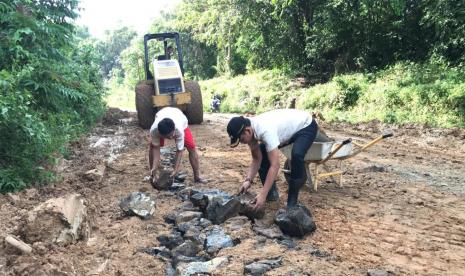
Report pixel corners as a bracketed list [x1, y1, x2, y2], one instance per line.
[333, 77, 363, 110]
[116, 0, 463, 86]
[104, 78, 136, 110]
[200, 70, 299, 113]
[0, 0, 106, 193]
[200, 62, 465, 128]
[119, 37, 145, 88]
[94, 26, 137, 78]
[421, 0, 465, 64]
[166, 0, 465, 81]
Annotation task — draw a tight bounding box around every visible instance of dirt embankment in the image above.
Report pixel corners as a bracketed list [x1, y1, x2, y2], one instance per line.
[1, 110, 464, 275]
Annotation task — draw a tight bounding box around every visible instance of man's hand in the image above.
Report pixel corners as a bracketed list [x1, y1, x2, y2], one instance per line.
[250, 192, 266, 211]
[169, 169, 178, 179]
[238, 180, 251, 195]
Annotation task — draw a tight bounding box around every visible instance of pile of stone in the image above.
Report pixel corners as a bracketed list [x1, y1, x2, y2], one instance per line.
[187, 188, 315, 238]
[135, 172, 317, 275]
[140, 208, 237, 275]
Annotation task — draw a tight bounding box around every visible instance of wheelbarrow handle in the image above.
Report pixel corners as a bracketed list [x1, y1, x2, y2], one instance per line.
[318, 139, 352, 164]
[342, 138, 352, 145]
[382, 133, 394, 139]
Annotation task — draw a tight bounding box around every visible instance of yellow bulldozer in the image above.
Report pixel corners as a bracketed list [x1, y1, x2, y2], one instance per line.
[135, 32, 203, 129]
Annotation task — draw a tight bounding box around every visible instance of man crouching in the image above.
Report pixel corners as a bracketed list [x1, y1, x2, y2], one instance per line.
[227, 109, 318, 210]
[149, 107, 207, 185]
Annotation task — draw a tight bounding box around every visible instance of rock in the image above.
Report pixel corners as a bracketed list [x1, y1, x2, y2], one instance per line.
[274, 204, 316, 237]
[6, 193, 20, 204]
[164, 213, 177, 224]
[205, 196, 241, 224]
[360, 165, 386, 173]
[180, 202, 196, 211]
[190, 192, 209, 209]
[165, 262, 175, 276]
[177, 188, 194, 201]
[199, 218, 212, 229]
[367, 269, 395, 276]
[184, 227, 203, 244]
[119, 192, 155, 219]
[204, 225, 234, 254]
[152, 169, 174, 190]
[172, 240, 200, 257]
[176, 256, 229, 276]
[157, 232, 184, 250]
[176, 211, 203, 225]
[307, 245, 331, 258]
[253, 221, 283, 239]
[24, 188, 38, 200]
[84, 164, 106, 182]
[176, 218, 201, 234]
[175, 171, 188, 182]
[170, 182, 186, 191]
[223, 216, 251, 231]
[244, 257, 283, 276]
[138, 246, 171, 260]
[189, 189, 241, 224]
[172, 255, 208, 267]
[24, 193, 89, 245]
[277, 238, 297, 249]
[244, 263, 270, 276]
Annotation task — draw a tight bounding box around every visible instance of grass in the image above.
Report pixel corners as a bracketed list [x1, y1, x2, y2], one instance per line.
[200, 62, 465, 128]
[105, 80, 136, 111]
[104, 61, 465, 128]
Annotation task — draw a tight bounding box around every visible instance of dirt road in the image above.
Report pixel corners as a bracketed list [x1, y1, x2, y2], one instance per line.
[1, 110, 464, 275]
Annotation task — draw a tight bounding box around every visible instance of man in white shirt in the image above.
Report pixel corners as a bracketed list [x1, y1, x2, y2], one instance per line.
[149, 107, 206, 185]
[227, 109, 318, 210]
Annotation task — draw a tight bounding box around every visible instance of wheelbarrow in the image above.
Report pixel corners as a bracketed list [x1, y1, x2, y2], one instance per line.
[280, 132, 393, 191]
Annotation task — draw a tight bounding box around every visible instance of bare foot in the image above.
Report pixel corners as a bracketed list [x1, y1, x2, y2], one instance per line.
[194, 177, 209, 184]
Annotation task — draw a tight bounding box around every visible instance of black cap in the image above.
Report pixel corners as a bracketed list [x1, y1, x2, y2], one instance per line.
[226, 116, 250, 147]
[158, 118, 175, 136]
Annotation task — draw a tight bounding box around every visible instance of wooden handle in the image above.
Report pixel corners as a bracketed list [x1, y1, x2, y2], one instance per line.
[5, 235, 32, 254]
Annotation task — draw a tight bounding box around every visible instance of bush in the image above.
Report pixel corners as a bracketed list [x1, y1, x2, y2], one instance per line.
[0, 1, 106, 193]
[200, 62, 465, 128]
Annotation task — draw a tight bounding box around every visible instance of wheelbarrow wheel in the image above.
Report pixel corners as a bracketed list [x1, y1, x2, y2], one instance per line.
[283, 159, 311, 188]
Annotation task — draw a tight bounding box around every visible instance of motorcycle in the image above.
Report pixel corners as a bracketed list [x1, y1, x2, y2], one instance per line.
[210, 97, 221, 112]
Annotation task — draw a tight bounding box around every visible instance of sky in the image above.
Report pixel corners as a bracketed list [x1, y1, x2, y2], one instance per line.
[76, 0, 180, 39]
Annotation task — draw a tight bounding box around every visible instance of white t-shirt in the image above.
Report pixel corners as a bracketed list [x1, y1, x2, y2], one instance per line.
[150, 107, 188, 150]
[251, 109, 313, 152]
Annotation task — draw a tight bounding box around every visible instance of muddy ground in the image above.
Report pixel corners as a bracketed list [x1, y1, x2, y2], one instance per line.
[1, 109, 464, 275]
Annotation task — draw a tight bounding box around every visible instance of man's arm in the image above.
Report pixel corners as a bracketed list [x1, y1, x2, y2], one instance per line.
[239, 142, 262, 194]
[247, 142, 262, 181]
[149, 143, 161, 178]
[172, 149, 184, 177]
[252, 148, 279, 210]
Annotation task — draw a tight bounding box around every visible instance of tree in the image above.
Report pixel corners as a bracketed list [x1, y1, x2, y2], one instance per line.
[0, 0, 105, 192]
[95, 26, 137, 78]
[176, 0, 244, 76]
